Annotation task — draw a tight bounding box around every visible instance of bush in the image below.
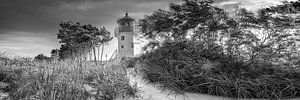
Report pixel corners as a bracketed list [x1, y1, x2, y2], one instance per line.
[138, 41, 300, 99]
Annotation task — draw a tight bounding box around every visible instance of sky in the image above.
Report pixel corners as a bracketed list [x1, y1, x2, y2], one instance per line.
[0, 0, 295, 58]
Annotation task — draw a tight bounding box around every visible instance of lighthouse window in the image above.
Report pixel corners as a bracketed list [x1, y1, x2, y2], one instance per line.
[121, 36, 125, 40]
[121, 45, 124, 48]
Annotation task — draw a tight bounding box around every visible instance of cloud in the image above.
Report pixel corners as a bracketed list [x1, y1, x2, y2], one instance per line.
[215, 0, 297, 11]
[218, 1, 240, 6]
[0, 31, 60, 57]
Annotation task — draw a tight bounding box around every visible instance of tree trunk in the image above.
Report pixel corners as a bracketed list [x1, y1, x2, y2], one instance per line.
[83, 46, 87, 61]
[89, 51, 92, 61]
[100, 44, 105, 63]
[98, 45, 100, 62]
[90, 42, 97, 65]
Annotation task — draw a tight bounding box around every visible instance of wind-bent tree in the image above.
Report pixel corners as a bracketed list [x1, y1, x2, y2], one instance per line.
[57, 21, 113, 62]
[139, 0, 228, 50]
[139, 0, 300, 68]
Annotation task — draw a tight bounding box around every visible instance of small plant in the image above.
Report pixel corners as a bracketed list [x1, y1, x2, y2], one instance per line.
[122, 82, 141, 98]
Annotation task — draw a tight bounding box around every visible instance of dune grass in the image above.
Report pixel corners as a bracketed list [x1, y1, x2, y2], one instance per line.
[136, 41, 300, 100]
[0, 53, 139, 100]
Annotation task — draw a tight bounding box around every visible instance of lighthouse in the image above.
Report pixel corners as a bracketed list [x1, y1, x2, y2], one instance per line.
[114, 12, 135, 60]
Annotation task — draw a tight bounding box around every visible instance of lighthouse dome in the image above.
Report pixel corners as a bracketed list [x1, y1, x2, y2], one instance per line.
[117, 12, 135, 26]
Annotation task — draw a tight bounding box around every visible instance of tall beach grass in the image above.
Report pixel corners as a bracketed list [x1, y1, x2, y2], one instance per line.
[136, 41, 300, 100]
[0, 52, 139, 100]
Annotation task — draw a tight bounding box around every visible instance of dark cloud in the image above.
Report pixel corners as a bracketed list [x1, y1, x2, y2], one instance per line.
[0, 0, 107, 32]
[0, 0, 179, 33]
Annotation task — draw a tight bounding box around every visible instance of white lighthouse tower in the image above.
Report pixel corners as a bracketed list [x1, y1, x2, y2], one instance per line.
[114, 12, 135, 60]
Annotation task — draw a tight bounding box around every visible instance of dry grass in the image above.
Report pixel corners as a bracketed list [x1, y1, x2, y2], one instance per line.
[0, 53, 139, 100]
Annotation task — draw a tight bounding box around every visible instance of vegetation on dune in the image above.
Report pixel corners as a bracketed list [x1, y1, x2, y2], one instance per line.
[137, 0, 300, 99]
[0, 55, 139, 100]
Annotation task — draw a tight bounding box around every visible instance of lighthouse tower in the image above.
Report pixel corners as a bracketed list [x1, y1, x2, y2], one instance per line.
[114, 12, 135, 60]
